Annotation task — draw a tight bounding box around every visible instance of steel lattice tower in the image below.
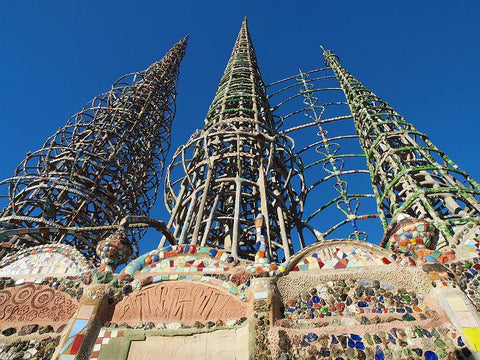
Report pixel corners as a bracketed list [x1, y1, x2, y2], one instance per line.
[162, 19, 304, 261]
[0, 37, 187, 260]
[323, 48, 480, 249]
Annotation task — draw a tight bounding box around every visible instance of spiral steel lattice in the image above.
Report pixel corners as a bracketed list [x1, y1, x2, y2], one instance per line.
[0, 37, 187, 261]
[162, 19, 305, 261]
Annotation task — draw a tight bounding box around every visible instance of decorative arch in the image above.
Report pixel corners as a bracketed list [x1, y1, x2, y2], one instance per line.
[285, 239, 394, 273]
[0, 244, 94, 276]
[122, 245, 238, 276]
[120, 245, 250, 300]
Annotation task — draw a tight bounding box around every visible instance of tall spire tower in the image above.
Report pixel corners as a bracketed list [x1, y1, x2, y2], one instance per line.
[323, 48, 480, 249]
[163, 19, 304, 261]
[0, 38, 187, 260]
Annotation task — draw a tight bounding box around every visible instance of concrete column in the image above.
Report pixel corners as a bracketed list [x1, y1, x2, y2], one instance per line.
[54, 284, 111, 360]
[249, 277, 280, 360]
[432, 286, 480, 358]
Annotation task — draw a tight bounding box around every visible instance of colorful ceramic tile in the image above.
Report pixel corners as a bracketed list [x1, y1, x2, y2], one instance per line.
[462, 328, 480, 352]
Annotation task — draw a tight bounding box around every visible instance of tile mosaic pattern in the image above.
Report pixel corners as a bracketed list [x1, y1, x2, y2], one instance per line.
[291, 244, 392, 272]
[0, 244, 93, 276]
[96, 231, 132, 273]
[0, 252, 82, 276]
[448, 257, 480, 311]
[123, 245, 236, 276]
[120, 245, 249, 300]
[140, 253, 230, 274]
[283, 279, 427, 321]
[90, 328, 125, 360]
[277, 324, 472, 359]
[391, 248, 456, 266]
[58, 304, 95, 360]
[385, 219, 437, 251]
[0, 336, 60, 359]
[245, 260, 289, 278]
[463, 229, 480, 256]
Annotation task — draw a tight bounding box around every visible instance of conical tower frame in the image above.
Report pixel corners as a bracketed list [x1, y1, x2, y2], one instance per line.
[323, 48, 480, 249]
[0, 38, 188, 262]
[163, 19, 305, 261]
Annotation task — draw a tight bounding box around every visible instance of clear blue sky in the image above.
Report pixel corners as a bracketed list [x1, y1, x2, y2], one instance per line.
[0, 1, 479, 255]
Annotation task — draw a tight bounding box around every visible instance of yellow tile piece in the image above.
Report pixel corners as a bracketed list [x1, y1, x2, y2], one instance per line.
[427, 272, 440, 280]
[462, 328, 480, 352]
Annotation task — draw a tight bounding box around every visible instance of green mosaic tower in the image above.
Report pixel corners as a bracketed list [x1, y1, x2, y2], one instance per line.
[323, 48, 480, 250]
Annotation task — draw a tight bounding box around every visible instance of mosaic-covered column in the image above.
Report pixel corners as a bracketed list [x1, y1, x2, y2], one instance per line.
[54, 283, 112, 360]
[250, 277, 280, 360]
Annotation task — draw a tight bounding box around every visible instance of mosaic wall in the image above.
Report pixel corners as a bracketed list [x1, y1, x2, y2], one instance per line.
[123, 245, 237, 276]
[448, 257, 480, 311]
[58, 317, 91, 359]
[461, 228, 480, 257]
[254, 298, 272, 359]
[0, 238, 479, 359]
[282, 279, 428, 322]
[0, 336, 60, 360]
[275, 324, 472, 360]
[385, 218, 438, 252]
[119, 245, 250, 300]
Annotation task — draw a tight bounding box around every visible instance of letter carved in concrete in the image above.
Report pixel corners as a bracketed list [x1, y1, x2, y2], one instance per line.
[112, 282, 247, 325]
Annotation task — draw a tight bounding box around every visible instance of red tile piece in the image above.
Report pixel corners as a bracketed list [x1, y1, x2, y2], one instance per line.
[70, 334, 85, 355]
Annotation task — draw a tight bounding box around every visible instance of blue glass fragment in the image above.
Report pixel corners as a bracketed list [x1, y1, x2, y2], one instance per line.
[355, 341, 365, 350]
[375, 345, 385, 360]
[424, 350, 438, 360]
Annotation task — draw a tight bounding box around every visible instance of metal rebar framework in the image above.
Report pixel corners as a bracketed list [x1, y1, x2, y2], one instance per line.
[162, 19, 305, 261]
[267, 68, 381, 247]
[323, 48, 480, 249]
[0, 37, 187, 261]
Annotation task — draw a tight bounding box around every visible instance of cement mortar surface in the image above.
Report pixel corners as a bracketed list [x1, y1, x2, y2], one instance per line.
[277, 267, 431, 303]
[126, 325, 249, 360]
